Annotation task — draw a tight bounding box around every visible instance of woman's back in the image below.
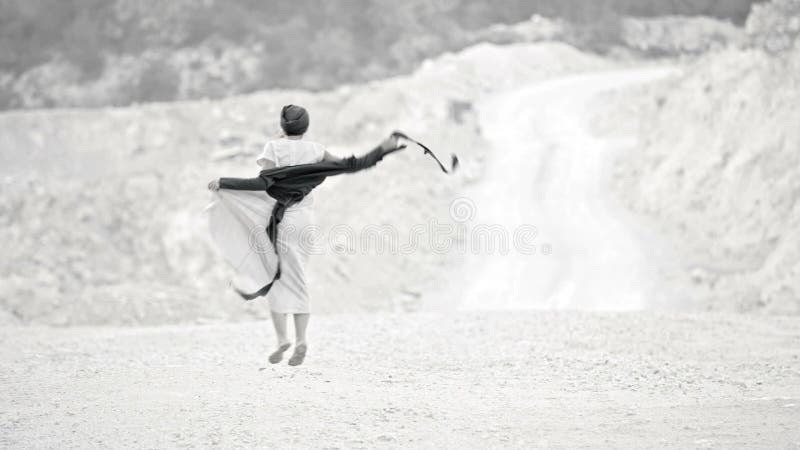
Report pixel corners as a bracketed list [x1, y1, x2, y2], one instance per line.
[258, 138, 326, 207]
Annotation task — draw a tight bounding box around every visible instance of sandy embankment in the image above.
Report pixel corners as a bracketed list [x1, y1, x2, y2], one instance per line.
[2, 311, 799, 448]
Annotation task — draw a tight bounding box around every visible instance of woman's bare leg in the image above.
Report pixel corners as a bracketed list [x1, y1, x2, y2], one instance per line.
[288, 314, 310, 366]
[268, 311, 291, 364]
[270, 311, 290, 345]
[293, 314, 310, 345]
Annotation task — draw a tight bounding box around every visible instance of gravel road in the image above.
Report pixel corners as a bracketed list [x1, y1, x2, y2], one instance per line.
[2, 311, 799, 448]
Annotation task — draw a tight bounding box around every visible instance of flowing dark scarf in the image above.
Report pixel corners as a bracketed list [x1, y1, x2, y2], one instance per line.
[218, 133, 456, 300]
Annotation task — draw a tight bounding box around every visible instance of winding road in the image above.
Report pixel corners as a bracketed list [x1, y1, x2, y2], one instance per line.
[452, 67, 679, 311]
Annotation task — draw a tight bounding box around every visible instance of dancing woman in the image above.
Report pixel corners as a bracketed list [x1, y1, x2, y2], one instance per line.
[208, 105, 401, 366]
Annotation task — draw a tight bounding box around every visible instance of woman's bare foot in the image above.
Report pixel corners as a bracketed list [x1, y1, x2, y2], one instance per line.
[268, 342, 291, 364]
[287, 343, 307, 366]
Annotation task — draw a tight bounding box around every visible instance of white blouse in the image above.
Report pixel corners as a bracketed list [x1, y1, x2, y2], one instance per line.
[257, 138, 326, 207]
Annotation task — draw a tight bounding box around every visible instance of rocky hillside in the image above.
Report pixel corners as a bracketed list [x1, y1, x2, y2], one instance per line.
[2, 2, 797, 325]
[611, 0, 800, 314]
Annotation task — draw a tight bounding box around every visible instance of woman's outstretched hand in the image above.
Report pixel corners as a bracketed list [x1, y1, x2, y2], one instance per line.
[208, 179, 220, 191]
[379, 134, 401, 152]
[380, 134, 407, 156]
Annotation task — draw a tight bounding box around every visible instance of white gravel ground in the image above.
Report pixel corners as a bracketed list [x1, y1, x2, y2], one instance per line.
[2, 311, 799, 448]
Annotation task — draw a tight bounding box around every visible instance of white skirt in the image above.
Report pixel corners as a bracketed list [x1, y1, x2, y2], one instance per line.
[207, 190, 314, 313]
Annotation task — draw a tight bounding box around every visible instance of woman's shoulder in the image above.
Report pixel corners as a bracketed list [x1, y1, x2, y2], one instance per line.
[301, 140, 327, 163]
[268, 138, 326, 164]
[268, 138, 325, 149]
[297, 139, 326, 150]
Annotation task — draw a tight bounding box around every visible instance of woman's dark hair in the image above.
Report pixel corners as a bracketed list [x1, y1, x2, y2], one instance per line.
[280, 104, 309, 136]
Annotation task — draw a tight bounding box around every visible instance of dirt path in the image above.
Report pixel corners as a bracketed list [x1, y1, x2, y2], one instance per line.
[2, 311, 799, 448]
[445, 67, 679, 311]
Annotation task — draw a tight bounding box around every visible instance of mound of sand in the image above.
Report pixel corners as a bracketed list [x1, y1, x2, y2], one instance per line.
[612, 45, 800, 314]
